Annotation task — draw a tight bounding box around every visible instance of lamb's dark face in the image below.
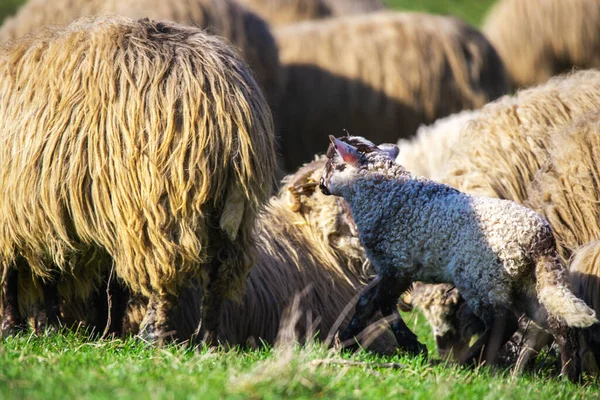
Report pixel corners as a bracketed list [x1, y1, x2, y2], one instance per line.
[319, 135, 399, 196]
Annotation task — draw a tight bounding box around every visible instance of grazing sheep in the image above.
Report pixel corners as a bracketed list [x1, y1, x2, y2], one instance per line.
[0, 17, 276, 344]
[0, 0, 281, 105]
[442, 70, 600, 203]
[400, 104, 600, 370]
[526, 112, 600, 370]
[275, 11, 508, 171]
[319, 135, 597, 381]
[483, 0, 600, 88]
[114, 159, 395, 352]
[396, 109, 480, 181]
[237, 0, 383, 26]
[399, 283, 484, 361]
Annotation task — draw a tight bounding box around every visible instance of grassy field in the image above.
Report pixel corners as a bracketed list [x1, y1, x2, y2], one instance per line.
[2, 313, 599, 400]
[0, 0, 595, 399]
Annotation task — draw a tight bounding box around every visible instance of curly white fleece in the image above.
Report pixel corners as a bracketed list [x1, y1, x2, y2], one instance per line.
[328, 153, 596, 328]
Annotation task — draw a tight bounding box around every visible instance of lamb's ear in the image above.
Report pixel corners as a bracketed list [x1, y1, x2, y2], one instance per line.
[378, 143, 399, 160]
[329, 135, 360, 166]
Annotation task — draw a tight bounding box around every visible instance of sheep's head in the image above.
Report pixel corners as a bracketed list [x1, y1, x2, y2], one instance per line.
[319, 135, 399, 196]
[402, 282, 485, 361]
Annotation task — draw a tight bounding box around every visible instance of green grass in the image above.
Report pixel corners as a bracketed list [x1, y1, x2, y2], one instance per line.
[0, 0, 591, 398]
[0, 312, 598, 399]
[384, 0, 497, 27]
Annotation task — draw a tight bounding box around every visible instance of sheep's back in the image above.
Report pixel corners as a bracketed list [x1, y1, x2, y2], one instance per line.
[0, 16, 276, 297]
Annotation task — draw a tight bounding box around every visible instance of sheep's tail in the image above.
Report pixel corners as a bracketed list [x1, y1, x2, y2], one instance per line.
[536, 253, 597, 328]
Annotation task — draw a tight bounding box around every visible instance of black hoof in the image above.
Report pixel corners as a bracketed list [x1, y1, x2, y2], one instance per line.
[1, 321, 27, 338]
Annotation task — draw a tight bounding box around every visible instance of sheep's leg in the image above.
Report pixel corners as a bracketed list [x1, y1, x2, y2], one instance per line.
[461, 308, 518, 367]
[547, 316, 581, 382]
[377, 276, 427, 356]
[511, 326, 553, 374]
[1, 267, 26, 336]
[39, 273, 61, 333]
[138, 292, 177, 345]
[199, 289, 223, 346]
[93, 276, 129, 336]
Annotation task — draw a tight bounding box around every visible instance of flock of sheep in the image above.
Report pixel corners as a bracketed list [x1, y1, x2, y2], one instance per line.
[1, 0, 600, 385]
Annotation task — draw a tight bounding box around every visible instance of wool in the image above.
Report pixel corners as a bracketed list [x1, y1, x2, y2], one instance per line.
[442, 70, 600, 202]
[117, 159, 396, 351]
[321, 135, 596, 381]
[0, 16, 276, 342]
[238, 0, 383, 26]
[396, 109, 480, 181]
[483, 0, 600, 88]
[275, 11, 508, 171]
[0, 0, 281, 105]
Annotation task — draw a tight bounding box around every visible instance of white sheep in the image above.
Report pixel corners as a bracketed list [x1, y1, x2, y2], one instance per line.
[319, 135, 597, 382]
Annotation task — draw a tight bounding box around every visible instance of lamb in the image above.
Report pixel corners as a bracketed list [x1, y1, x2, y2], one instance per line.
[0, 16, 277, 344]
[274, 11, 508, 171]
[483, 0, 600, 88]
[393, 73, 600, 366]
[319, 135, 597, 381]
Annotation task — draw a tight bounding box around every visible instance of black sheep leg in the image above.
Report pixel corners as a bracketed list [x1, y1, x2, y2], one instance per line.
[1, 267, 26, 336]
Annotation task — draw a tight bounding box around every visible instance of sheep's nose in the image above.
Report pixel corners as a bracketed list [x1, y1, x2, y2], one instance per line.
[319, 177, 331, 195]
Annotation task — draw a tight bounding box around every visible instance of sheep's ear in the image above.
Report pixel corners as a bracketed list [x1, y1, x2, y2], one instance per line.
[378, 143, 399, 160]
[329, 135, 360, 166]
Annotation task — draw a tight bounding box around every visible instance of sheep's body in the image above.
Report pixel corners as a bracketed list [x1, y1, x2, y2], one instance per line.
[0, 0, 280, 105]
[275, 11, 508, 171]
[401, 107, 600, 371]
[0, 17, 276, 343]
[396, 109, 480, 181]
[238, 0, 383, 26]
[483, 0, 600, 88]
[442, 70, 600, 202]
[320, 135, 596, 381]
[81, 159, 395, 352]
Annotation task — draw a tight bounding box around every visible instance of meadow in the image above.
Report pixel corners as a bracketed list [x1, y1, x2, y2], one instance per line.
[0, 0, 598, 399]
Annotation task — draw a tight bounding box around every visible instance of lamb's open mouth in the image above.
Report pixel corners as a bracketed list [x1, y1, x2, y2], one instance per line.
[319, 178, 331, 195]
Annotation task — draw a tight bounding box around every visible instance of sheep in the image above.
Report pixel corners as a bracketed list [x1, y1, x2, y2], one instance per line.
[60, 159, 395, 352]
[0, 0, 281, 106]
[393, 73, 600, 366]
[525, 111, 600, 370]
[442, 70, 600, 203]
[483, 0, 600, 88]
[52, 158, 395, 354]
[319, 135, 597, 381]
[237, 0, 383, 26]
[396, 109, 480, 181]
[274, 11, 508, 171]
[398, 283, 484, 361]
[0, 16, 277, 344]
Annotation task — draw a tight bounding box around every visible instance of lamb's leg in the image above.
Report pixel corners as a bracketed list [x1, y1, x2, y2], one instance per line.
[377, 276, 427, 356]
[339, 278, 383, 346]
[1, 267, 26, 336]
[547, 316, 581, 382]
[461, 308, 518, 367]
